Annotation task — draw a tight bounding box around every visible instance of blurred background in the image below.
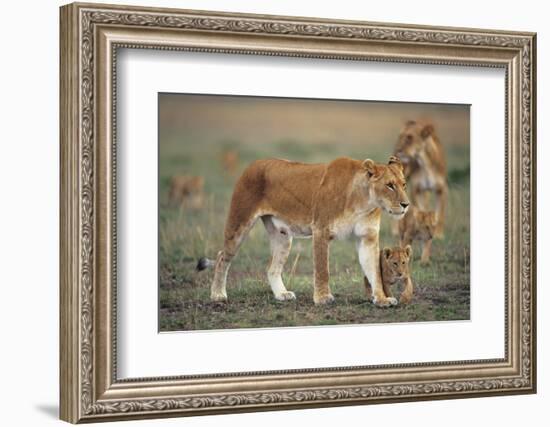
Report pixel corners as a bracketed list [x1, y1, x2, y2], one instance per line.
[158, 93, 470, 331]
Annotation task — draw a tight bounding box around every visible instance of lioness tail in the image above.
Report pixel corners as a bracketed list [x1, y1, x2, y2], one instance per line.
[196, 257, 215, 272]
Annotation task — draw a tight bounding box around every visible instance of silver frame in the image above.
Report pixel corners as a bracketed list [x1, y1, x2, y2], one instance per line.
[60, 2, 536, 423]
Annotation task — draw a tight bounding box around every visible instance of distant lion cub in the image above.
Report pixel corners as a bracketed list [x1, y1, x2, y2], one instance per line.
[398, 206, 436, 265]
[364, 245, 414, 304]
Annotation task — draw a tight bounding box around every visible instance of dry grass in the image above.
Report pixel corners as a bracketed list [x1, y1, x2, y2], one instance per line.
[158, 128, 470, 331]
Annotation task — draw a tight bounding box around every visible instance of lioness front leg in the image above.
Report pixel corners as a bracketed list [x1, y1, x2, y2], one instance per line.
[312, 229, 334, 305]
[364, 276, 393, 301]
[357, 233, 397, 307]
[263, 216, 296, 301]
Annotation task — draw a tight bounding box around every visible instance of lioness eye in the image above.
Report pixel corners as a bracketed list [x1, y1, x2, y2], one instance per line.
[387, 183, 395, 191]
[393, 262, 398, 267]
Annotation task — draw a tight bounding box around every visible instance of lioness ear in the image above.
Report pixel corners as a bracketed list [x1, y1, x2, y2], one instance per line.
[404, 244, 412, 259]
[362, 159, 381, 179]
[420, 123, 434, 139]
[388, 155, 403, 172]
[383, 247, 392, 260]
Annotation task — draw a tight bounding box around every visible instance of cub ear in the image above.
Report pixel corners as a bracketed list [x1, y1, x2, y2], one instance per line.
[420, 123, 434, 139]
[405, 120, 416, 127]
[388, 155, 403, 172]
[383, 247, 392, 260]
[404, 244, 412, 259]
[362, 159, 381, 179]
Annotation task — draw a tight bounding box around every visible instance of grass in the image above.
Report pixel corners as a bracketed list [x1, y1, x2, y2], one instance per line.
[158, 132, 470, 332]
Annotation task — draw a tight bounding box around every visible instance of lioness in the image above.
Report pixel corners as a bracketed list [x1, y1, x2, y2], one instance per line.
[394, 120, 447, 238]
[364, 245, 414, 305]
[197, 156, 410, 307]
[168, 175, 204, 209]
[398, 206, 436, 265]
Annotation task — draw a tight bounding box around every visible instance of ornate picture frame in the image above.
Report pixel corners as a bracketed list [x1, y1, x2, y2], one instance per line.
[60, 2, 536, 423]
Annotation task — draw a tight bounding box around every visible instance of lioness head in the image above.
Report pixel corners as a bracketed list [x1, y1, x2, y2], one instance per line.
[394, 120, 435, 163]
[363, 156, 410, 218]
[414, 210, 437, 240]
[381, 245, 412, 284]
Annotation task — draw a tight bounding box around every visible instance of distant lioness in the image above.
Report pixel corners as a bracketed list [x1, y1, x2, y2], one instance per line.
[394, 120, 447, 237]
[364, 245, 414, 305]
[197, 156, 410, 307]
[398, 206, 437, 265]
[168, 175, 204, 209]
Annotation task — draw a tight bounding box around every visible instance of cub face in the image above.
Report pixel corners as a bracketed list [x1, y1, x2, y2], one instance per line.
[381, 245, 412, 284]
[394, 120, 435, 163]
[414, 210, 437, 241]
[362, 156, 410, 218]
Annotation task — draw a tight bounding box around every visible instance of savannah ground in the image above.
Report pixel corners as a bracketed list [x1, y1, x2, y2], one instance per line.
[159, 95, 470, 331]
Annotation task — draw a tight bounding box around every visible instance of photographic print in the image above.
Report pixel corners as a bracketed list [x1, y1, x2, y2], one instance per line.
[60, 5, 536, 420]
[159, 94, 470, 332]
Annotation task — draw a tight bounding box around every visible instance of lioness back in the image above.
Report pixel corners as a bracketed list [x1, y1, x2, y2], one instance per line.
[236, 158, 363, 222]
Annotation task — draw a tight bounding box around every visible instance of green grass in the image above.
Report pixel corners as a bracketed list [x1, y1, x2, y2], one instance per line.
[159, 132, 470, 331]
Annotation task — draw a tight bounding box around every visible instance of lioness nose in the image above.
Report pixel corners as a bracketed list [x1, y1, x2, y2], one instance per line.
[400, 202, 410, 209]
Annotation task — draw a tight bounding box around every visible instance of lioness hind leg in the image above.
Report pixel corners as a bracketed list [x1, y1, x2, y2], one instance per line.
[210, 219, 257, 301]
[262, 216, 295, 301]
[210, 211, 259, 302]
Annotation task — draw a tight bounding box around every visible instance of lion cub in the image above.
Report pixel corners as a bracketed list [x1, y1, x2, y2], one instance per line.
[398, 206, 436, 265]
[364, 245, 414, 304]
[168, 175, 205, 209]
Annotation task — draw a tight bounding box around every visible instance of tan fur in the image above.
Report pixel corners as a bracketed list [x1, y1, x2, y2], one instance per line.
[398, 206, 436, 265]
[221, 150, 239, 176]
[364, 245, 414, 304]
[208, 156, 410, 307]
[393, 120, 447, 238]
[168, 175, 204, 209]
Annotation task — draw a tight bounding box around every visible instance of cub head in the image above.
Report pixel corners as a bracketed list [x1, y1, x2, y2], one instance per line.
[381, 245, 412, 284]
[363, 156, 410, 218]
[415, 210, 437, 240]
[394, 120, 435, 163]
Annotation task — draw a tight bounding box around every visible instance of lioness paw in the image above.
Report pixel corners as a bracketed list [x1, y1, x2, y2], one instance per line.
[275, 291, 296, 301]
[373, 295, 398, 308]
[210, 291, 228, 302]
[314, 293, 335, 305]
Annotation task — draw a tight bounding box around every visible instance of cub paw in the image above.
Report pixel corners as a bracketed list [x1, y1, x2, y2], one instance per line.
[314, 293, 335, 305]
[275, 291, 296, 301]
[399, 294, 412, 305]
